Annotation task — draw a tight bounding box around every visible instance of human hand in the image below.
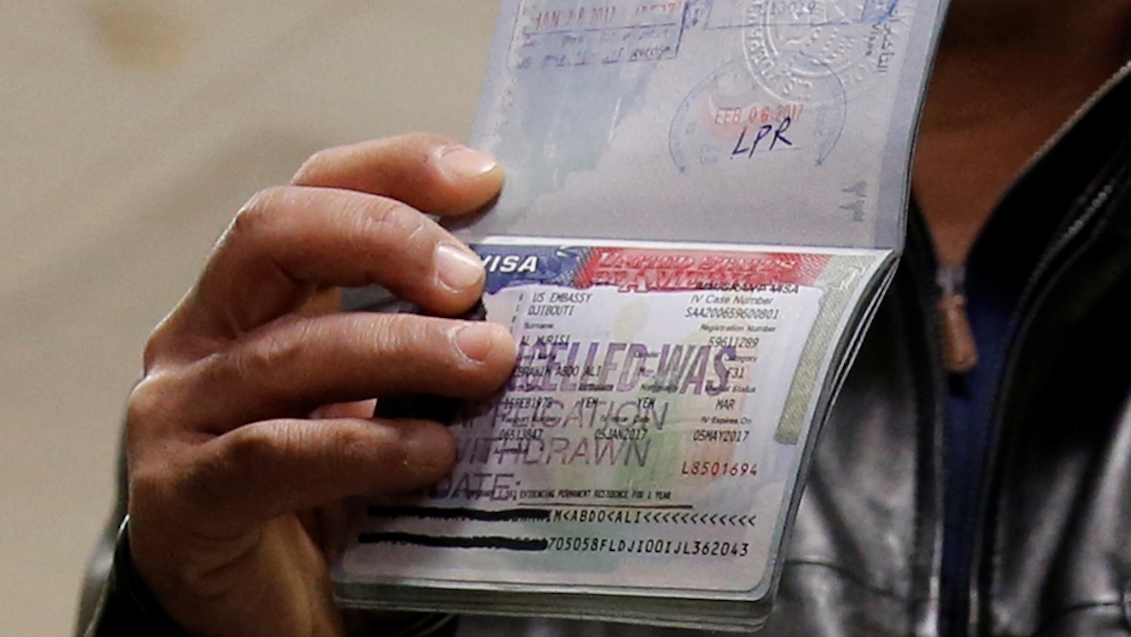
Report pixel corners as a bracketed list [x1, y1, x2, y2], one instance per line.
[124, 133, 516, 637]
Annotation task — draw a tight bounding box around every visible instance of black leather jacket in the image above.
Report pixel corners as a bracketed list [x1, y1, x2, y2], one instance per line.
[78, 63, 1131, 637]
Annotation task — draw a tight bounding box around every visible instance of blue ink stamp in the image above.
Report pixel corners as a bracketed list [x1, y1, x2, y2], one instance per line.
[741, 0, 910, 99]
[508, 1, 692, 69]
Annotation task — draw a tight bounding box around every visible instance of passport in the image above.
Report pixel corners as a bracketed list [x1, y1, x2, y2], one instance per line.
[334, 0, 948, 630]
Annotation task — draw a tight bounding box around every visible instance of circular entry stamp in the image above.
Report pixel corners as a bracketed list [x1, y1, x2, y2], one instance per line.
[742, 0, 912, 101]
[668, 56, 847, 172]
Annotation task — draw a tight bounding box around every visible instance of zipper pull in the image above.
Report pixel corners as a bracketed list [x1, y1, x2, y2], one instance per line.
[937, 264, 978, 373]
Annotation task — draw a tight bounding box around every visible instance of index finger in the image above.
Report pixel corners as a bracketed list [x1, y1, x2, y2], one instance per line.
[152, 134, 503, 354]
[292, 133, 504, 216]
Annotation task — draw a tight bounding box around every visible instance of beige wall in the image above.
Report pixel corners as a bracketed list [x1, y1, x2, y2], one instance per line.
[0, 2, 499, 634]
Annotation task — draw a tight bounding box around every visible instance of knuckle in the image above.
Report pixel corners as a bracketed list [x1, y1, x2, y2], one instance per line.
[141, 322, 174, 370]
[230, 186, 292, 237]
[175, 458, 233, 511]
[351, 202, 436, 289]
[291, 147, 337, 184]
[178, 428, 279, 508]
[358, 196, 425, 239]
[238, 322, 306, 378]
[129, 452, 181, 503]
[353, 314, 446, 387]
[141, 309, 203, 370]
[126, 373, 175, 432]
[397, 131, 451, 153]
[126, 378, 158, 424]
[124, 393, 195, 517]
[222, 427, 282, 475]
[127, 463, 170, 519]
[208, 323, 307, 399]
[388, 133, 457, 188]
[378, 314, 435, 359]
[199, 318, 328, 416]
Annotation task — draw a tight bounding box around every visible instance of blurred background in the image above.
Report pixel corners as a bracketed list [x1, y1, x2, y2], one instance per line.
[0, 2, 499, 633]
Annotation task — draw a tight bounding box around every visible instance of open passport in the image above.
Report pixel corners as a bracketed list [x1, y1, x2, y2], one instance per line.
[334, 0, 949, 630]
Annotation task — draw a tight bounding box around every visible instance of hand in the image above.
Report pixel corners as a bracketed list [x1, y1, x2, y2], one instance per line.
[124, 133, 517, 637]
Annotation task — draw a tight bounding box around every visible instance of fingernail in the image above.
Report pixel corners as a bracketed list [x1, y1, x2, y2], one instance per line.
[439, 145, 498, 180]
[453, 323, 497, 362]
[434, 243, 484, 291]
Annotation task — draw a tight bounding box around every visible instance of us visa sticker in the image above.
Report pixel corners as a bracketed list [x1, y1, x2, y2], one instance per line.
[338, 238, 888, 600]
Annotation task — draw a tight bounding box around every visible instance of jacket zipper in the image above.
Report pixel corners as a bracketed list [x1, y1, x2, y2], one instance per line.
[906, 209, 949, 637]
[1010, 60, 1131, 185]
[959, 59, 1131, 636]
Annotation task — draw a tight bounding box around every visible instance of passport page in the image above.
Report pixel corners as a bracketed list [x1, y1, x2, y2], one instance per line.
[458, 0, 948, 250]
